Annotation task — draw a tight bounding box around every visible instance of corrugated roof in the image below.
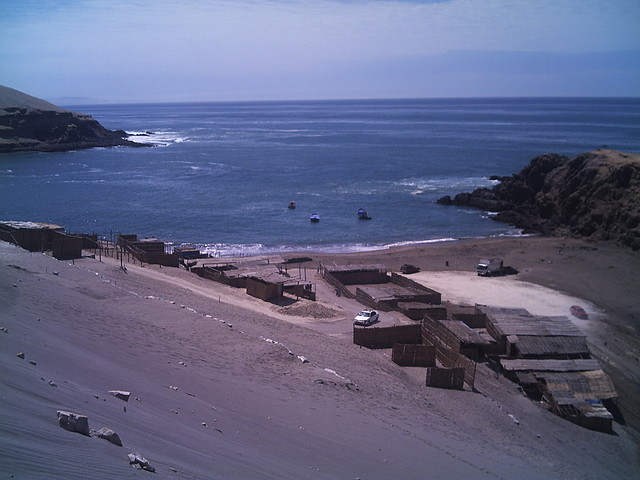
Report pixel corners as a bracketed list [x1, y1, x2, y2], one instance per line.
[476, 306, 532, 318]
[439, 321, 491, 344]
[501, 358, 602, 372]
[511, 335, 589, 357]
[0, 220, 63, 230]
[541, 371, 617, 400]
[486, 314, 583, 337]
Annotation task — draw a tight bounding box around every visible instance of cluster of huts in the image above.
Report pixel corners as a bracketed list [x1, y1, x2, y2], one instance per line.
[0, 221, 618, 432]
[321, 262, 617, 433]
[479, 305, 617, 432]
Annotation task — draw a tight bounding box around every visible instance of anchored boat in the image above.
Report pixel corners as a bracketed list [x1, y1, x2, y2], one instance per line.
[357, 208, 372, 220]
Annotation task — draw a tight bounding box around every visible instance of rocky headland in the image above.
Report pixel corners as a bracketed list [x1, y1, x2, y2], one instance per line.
[0, 85, 146, 153]
[438, 149, 640, 249]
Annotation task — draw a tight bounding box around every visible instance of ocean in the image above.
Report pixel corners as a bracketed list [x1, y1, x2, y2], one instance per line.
[1, 98, 639, 255]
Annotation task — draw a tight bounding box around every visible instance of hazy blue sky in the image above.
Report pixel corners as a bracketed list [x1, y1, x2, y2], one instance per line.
[1, 0, 639, 103]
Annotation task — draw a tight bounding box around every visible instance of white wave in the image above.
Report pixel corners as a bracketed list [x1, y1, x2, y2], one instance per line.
[126, 130, 186, 147]
[398, 176, 496, 194]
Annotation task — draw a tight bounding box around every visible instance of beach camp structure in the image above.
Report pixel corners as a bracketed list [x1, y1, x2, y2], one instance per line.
[0, 220, 64, 251]
[500, 358, 617, 432]
[475, 305, 589, 358]
[51, 231, 84, 260]
[117, 234, 179, 267]
[319, 263, 441, 312]
[191, 257, 315, 302]
[469, 305, 617, 432]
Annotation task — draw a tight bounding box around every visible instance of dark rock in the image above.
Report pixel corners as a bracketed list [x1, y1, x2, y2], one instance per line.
[0, 85, 150, 153]
[57, 410, 90, 436]
[441, 150, 640, 249]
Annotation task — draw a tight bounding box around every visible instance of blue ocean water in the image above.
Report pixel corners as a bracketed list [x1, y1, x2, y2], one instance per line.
[1, 98, 639, 255]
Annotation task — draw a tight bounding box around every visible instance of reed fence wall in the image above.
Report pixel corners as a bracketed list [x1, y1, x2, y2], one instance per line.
[392, 344, 436, 367]
[425, 367, 465, 390]
[353, 324, 422, 349]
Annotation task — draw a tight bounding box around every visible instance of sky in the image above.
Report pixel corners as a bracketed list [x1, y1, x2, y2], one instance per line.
[1, 0, 639, 103]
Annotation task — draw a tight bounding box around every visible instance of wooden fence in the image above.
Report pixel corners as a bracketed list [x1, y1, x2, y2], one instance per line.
[425, 367, 465, 390]
[422, 317, 476, 389]
[392, 344, 436, 367]
[353, 324, 422, 349]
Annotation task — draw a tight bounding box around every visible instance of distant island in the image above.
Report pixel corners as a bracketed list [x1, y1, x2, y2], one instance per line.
[438, 149, 640, 250]
[0, 85, 147, 153]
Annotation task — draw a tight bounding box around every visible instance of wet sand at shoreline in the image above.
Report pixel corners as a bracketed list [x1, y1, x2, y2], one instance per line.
[1, 235, 638, 479]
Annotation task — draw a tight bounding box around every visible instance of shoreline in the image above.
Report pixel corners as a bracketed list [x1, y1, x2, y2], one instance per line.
[182, 232, 535, 257]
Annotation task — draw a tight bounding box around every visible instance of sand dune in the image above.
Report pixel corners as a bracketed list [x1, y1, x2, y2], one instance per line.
[1, 238, 638, 479]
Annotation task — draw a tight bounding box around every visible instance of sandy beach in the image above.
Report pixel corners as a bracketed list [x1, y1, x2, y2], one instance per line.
[1, 235, 639, 479]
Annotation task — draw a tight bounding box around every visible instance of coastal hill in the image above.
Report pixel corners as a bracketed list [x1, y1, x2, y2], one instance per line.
[0, 85, 144, 152]
[438, 149, 640, 249]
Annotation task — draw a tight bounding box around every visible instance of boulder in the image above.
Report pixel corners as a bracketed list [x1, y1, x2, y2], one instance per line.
[109, 390, 131, 402]
[128, 452, 156, 472]
[57, 410, 90, 436]
[94, 427, 123, 446]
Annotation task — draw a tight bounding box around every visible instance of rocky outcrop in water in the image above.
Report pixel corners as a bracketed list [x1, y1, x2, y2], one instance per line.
[437, 150, 640, 249]
[0, 85, 145, 152]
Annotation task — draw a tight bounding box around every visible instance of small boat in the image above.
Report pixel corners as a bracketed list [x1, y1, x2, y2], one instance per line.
[570, 305, 588, 319]
[310, 214, 320, 223]
[288, 201, 296, 209]
[357, 208, 372, 220]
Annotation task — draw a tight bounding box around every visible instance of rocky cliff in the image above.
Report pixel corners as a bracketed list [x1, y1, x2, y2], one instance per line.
[0, 85, 144, 152]
[437, 150, 640, 249]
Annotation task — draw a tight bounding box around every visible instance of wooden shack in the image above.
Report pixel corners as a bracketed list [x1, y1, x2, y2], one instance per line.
[398, 303, 447, 321]
[476, 306, 586, 357]
[420, 318, 478, 389]
[246, 271, 315, 302]
[422, 316, 491, 358]
[322, 264, 388, 285]
[174, 246, 206, 259]
[0, 220, 64, 251]
[500, 358, 602, 389]
[51, 231, 83, 260]
[117, 234, 179, 267]
[508, 335, 590, 359]
[499, 358, 617, 432]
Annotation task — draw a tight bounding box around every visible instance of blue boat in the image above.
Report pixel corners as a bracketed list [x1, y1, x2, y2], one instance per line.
[310, 214, 320, 223]
[357, 208, 372, 220]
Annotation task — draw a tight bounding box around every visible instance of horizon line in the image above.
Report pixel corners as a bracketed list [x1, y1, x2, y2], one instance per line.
[58, 95, 640, 108]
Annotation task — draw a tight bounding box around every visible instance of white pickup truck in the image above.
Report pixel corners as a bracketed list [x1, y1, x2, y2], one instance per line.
[476, 258, 503, 276]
